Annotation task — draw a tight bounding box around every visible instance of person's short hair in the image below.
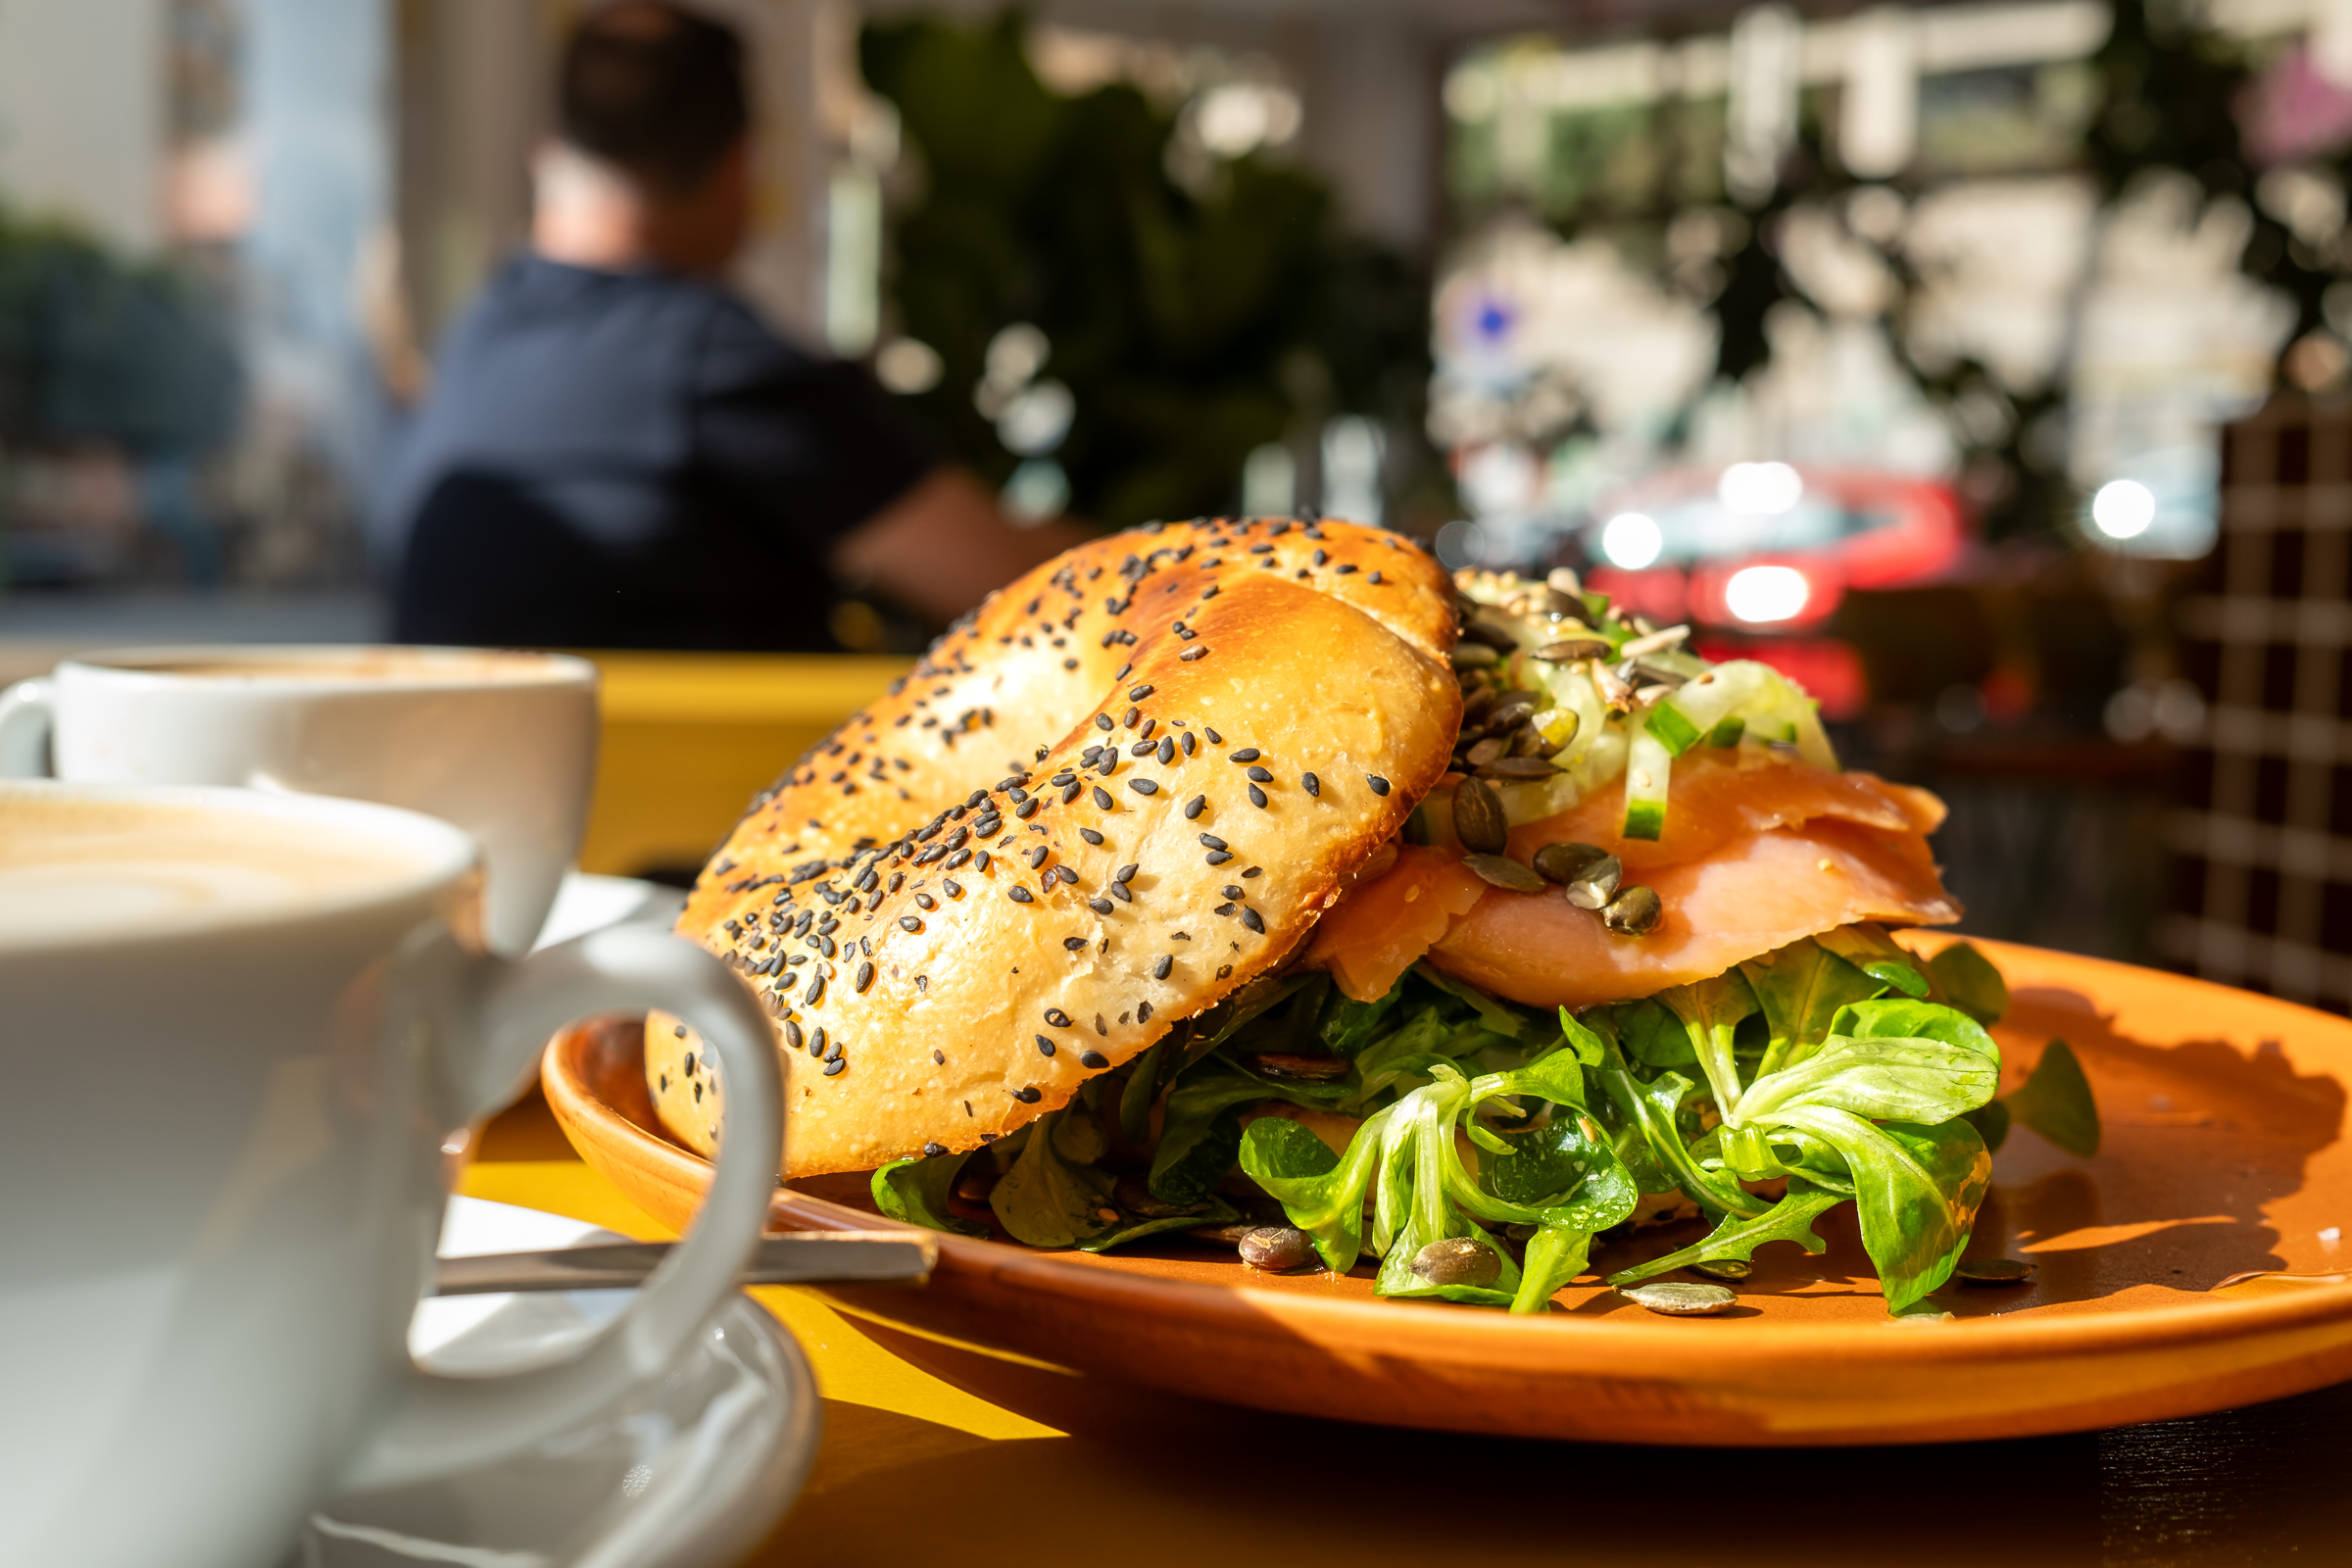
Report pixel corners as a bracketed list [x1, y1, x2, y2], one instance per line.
[559, 2, 749, 195]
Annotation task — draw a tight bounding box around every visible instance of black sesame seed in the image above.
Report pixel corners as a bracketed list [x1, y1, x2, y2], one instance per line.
[1156, 737, 1176, 764]
[975, 852, 990, 871]
[1199, 832, 1228, 850]
[1081, 827, 1104, 845]
[1243, 866, 1262, 878]
[901, 915, 924, 932]
[932, 1048, 946, 1064]
[1063, 936, 1090, 952]
[1249, 784, 1268, 808]
[1090, 897, 1114, 913]
[1313, 548, 1329, 566]
[923, 1142, 949, 1157]
[1250, 543, 1274, 554]
[1080, 1050, 1110, 1069]
[1205, 850, 1233, 865]
[1014, 1087, 1042, 1103]
[1222, 885, 1245, 899]
[1109, 881, 1132, 903]
[856, 960, 874, 991]
[1036, 1035, 1057, 1056]
[1062, 781, 1084, 804]
[1054, 865, 1079, 885]
[1093, 786, 1114, 809]
[1063, 658, 1079, 670]
[1367, 774, 1391, 796]
[1180, 647, 1207, 662]
[1179, 731, 1197, 757]
[1214, 902, 1236, 916]
[823, 1057, 847, 1076]
[1302, 772, 1320, 796]
[1130, 779, 1159, 795]
[804, 972, 825, 1004]
[810, 1028, 827, 1057]
[1336, 563, 1358, 575]
[1027, 846, 1050, 869]
[943, 879, 961, 896]
[1008, 887, 1034, 904]
[1217, 964, 1233, 978]
[1203, 726, 1223, 744]
[1017, 799, 1041, 819]
[1184, 794, 1205, 819]
[1138, 1000, 1153, 1021]
[1131, 739, 1154, 757]
[1369, 570, 1384, 584]
[1230, 748, 1260, 762]
[1095, 713, 1113, 731]
[1046, 1007, 1072, 1026]
[1246, 765, 1272, 783]
[1200, 585, 1219, 600]
[1123, 706, 1140, 727]
[1152, 955, 1173, 979]
[946, 849, 971, 869]
[783, 1021, 803, 1051]
[1114, 663, 1132, 681]
[1116, 862, 1139, 882]
[1241, 907, 1265, 934]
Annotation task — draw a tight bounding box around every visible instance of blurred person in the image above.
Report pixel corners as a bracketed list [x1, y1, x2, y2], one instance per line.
[387, 1, 1080, 650]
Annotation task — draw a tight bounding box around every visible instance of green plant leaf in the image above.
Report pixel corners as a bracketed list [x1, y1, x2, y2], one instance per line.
[1075, 1196, 1238, 1253]
[1239, 1110, 1382, 1272]
[1609, 1184, 1844, 1285]
[1615, 996, 1698, 1069]
[871, 1149, 990, 1239]
[2007, 1038, 2101, 1157]
[1731, 1027, 2002, 1128]
[1926, 941, 2010, 1026]
[1739, 937, 1884, 1077]
[1962, 1098, 2012, 1153]
[989, 1107, 1116, 1249]
[1814, 922, 1930, 998]
[1764, 1108, 1990, 1312]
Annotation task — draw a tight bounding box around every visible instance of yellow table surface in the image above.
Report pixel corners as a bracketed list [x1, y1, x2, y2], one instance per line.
[465, 1091, 2352, 1567]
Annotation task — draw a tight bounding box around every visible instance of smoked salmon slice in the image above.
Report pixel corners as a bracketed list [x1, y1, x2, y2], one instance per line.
[1305, 750, 1960, 1006]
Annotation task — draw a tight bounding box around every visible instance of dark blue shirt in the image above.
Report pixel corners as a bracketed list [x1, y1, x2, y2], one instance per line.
[389, 257, 937, 650]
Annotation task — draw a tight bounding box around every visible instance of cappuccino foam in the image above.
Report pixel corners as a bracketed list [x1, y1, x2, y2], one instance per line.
[0, 796, 438, 946]
[99, 649, 569, 685]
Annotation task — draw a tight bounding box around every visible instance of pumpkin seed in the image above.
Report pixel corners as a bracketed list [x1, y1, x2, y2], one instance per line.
[1449, 644, 1499, 670]
[1452, 775, 1508, 854]
[1462, 854, 1545, 893]
[1480, 756, 1556, 780]
[1602, 884, 1662, 934]
[1239, 1226, 1321, 1273]
[1246, 1052, 1351, 1081]
[1620, 1281, 1738, 1316]
[1563, 854, 1624, 909]
[1411, 1236, 1502, 1288]
[1534, 638, 1612, 662]
[1534, 841, 1610, 884]
[1486, 698, 1538, 730]
[1955, 1257, 2035, 1285]
[1464, 736, 1505, 768]
[1690, 1258, 1751, 1281]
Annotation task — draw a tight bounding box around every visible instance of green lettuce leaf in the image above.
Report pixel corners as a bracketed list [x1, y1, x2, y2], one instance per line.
[989, 1106, 1117, 1249]
[871, 1148, 989, 1239]
[1925, 940, 2010, 1026]
[1739, 937, 1885, 1077]
[1609, 1184, 1844, 1285]
[1763, 1108, 1990, 1312]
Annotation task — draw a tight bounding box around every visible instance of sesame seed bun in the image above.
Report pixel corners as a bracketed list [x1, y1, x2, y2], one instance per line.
[649, 517, 1461, 1178]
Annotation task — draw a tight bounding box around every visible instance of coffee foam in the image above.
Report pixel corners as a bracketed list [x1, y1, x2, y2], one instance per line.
[98, 649, 567, 685]
[0, 797, 439, 946]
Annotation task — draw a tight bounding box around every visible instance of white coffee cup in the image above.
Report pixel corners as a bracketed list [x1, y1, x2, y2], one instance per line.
[0, 645, 599, 954]
[0, 780, 780, 1568]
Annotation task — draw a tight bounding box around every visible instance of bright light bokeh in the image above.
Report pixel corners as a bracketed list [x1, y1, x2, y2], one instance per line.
[1726, 564, 1811, 622]
[2090, 478, 2157, 539]
[1600, 511, 1662, 568]
[1718, 461, 1805, 515]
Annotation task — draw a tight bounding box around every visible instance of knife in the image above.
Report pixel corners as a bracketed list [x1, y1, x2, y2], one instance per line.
[432, 1230, 937, 1296]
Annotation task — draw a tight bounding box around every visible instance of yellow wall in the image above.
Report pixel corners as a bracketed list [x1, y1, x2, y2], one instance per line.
[576, 653, 907, 878]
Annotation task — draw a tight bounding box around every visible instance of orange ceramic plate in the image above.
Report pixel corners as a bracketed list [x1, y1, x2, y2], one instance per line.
[542, 940, 2352, 1446]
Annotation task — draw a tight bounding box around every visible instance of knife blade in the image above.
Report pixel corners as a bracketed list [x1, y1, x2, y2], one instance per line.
[432, 1230, 937, 1296]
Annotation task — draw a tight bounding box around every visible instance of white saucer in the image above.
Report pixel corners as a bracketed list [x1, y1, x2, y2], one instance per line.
[300, 1199, 818, 1568]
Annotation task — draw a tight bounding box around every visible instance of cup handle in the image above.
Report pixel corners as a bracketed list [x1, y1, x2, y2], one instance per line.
[336, 923, 782, 1493]
[0, 677, 54, 777]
